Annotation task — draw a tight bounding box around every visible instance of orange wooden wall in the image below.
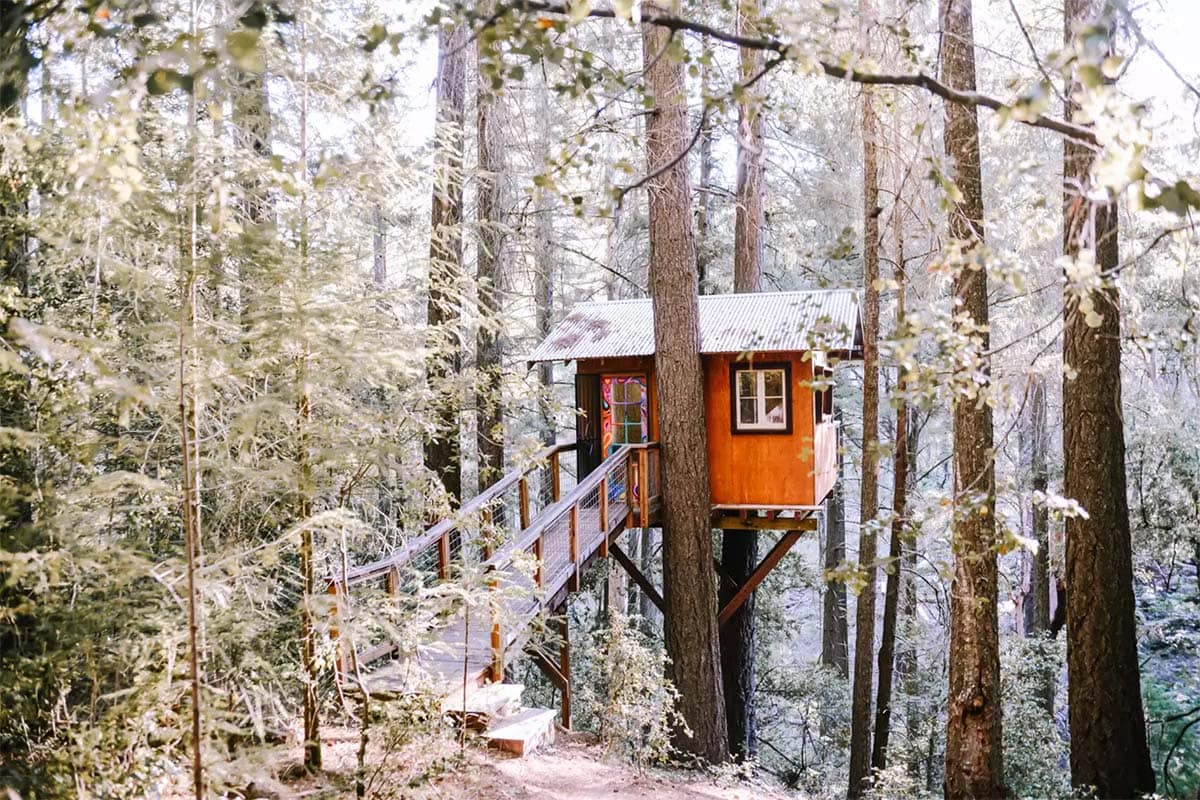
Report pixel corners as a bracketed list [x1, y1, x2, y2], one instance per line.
[578, 352, 834, 507]
[703, 352, 818, 506]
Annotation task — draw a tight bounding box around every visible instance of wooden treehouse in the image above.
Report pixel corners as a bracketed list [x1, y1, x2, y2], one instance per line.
[328, 289, 862, 754]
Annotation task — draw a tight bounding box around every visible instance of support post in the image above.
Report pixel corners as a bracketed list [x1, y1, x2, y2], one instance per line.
[625, 453, 637, 527]
[718, 529, 803, 625]
[533, 535, 544, 587]
[550, 450, 561, 501]
[569, 504, 580, 591]
[489, 569, 503, 682]
[519, 477, 530, 530]
[610, 541, 664, 612]
[599, 473, 610, 557]
[438, 532, 451, 580]
[558, 614, 571, 729]
[638, 449, 649, 525]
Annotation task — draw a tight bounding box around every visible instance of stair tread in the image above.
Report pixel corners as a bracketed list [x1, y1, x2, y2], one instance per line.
[442, 682, 524, 714]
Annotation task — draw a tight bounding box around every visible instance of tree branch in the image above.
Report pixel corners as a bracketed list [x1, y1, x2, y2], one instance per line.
[497, 0, 1098, 145]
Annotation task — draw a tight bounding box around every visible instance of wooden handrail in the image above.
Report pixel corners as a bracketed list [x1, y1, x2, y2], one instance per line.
[481, 441, 660, 571]
[337, 441, 577, 586]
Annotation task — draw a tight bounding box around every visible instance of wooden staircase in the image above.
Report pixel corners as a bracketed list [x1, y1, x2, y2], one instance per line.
[326, 441, 662, 731]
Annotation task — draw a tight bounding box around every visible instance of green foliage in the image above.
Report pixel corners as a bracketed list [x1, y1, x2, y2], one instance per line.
[1000, 635, 1069, 800]
[575, 612, 687, 768]
[1145, 677, 1200, 800]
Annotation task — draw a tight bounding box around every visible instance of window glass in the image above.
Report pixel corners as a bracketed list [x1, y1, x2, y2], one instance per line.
[733, 366, 790, 432]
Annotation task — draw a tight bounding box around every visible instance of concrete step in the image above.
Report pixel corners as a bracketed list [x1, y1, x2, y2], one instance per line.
[443, 683, 525, 731]
[483, 707, 557, 757]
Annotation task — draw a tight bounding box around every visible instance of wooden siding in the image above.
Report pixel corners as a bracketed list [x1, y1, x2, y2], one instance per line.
[704, 352, 820, 506]
[576, 352, 837, 508]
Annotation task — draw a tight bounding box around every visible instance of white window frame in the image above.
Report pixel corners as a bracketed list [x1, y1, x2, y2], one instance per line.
[733, 366, 790, 432]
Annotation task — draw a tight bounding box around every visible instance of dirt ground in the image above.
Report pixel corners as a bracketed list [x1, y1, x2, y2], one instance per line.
[202, 726, 798, 800]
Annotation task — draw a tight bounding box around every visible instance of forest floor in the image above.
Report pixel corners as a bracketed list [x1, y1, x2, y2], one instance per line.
[206, 725, 797, 800]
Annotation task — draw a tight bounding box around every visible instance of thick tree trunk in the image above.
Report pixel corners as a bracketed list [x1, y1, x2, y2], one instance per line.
[1062, 3, 1154, 795]
[425, 24, 469, 505]
[475, 30, 505, 489]
[695, 36, 713, 296]
[720, 0, 766, 761]
[872, 207, 908, 773]
[733, 0, 765, 294]
[821, 430, 850, 678]
[848, 54, 881, 800]
[939, 1, 1002, 796]
[642, 7, 729, 762]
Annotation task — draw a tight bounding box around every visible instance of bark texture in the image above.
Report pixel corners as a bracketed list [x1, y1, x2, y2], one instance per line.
[642, 9, 729, 762]
[1023, 373, 1050, 639]
[720, 0, 767, 760]
[847, 69, 881, 800]
[940, 0, 1002, 795]
[476, 28, 505, 488]
[872, 206, 908, 772]
[533, 81, 556, 443]
[425, 24, 469, 505]
[1062, 3, 1154, 794]
[820, 429, 850, 678]
[733, 0, 765, 294]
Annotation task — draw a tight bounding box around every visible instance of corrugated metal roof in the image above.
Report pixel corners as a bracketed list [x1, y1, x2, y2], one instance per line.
[526, 289, 861, 362]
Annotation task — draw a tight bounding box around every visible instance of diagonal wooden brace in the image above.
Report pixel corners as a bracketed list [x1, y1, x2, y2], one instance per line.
[718, 530, 803, 626]
[609, 541, 665, 612]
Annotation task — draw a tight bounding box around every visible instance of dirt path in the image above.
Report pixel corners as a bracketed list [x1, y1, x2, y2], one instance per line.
[433, 734, 796, 800]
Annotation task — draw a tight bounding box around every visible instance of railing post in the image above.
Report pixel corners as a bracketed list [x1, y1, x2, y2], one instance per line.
[568, 504, 580, 591]
[638, 449, 650, 526]
[519, 477, 530, 530]
[489, 570, 503, 682]
[625, 453, 636, 528]
[481, 505, 494, 560]
[533, 535, 544, 587]
[599, 473, 610, 558]
[550, 450, 561, 502]
[386, 567, 400, 598]
[438, 532, 451, 580]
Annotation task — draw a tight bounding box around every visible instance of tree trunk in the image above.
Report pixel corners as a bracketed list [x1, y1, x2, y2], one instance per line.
[848, 22, 881, 793]
[1062, 3, 1154, 795]
[897, 416, 921, 781]
[533, 82, 556, 443]
[476, 29, 505, 489]
[872, 203, 907, 773]
[733, 0, 764, 295]
[425, 24, 469, 505]
[720, 0, 766, 761]
[695, 35, 713, 296]
[821, 429, 850, 678]
[642, 7, 728, 762]
[372, 203, 386, 290]
[939, 0, 1002, 796]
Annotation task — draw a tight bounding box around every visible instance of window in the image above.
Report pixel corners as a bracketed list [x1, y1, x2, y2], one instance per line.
[731, 363, 792, 434]
[602, 375, 649, 454]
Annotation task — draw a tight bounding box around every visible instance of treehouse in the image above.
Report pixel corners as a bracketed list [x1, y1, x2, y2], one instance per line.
[526, 289, 863, 525]
[330, 289, 862, 750]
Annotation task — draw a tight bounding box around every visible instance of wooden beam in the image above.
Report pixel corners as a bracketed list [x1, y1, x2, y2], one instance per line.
[713, 514, 819, 532]
[519, 477, 530, 530]
[558, 615, 571, 729]
[718, 530, 803, 626]
[550, 451, 561, 501]
[568, 504, 580, 592]
[610, 542, 664, 612]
